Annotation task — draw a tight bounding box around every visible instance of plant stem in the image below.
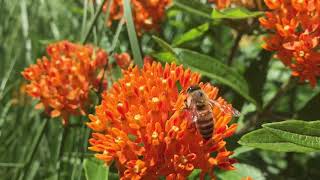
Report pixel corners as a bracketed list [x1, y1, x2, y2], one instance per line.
[227, 31, 243, 66]
[17, 118, 48, 180]
[262, 76, 296, 114]
[237, 76, 297, 135]
[56, 126, 69, 180]
[82, 1, 105, 44]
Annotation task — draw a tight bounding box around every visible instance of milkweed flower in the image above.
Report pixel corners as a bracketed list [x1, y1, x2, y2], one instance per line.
[88, 58, 238, 179]
[114, 52, 132, 69]
[208, 0, 256, 9]
[22, 41, 108, 125]
[103, 0, 171, 34]
[260, 0, 320, 87]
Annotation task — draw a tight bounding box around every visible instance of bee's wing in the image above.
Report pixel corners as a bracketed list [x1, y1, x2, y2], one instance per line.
[184, 105, 199, 123]
[209, 99, 241, 117]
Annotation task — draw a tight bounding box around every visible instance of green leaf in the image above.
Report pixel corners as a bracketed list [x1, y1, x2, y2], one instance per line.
[239, 128, 318, 153]
[83, 158, 109, 180]
[123, 0, 143, 67]
[263, 120, 320, 150]
[211, 7, 264, 19]
[187, 169, 201, 180]
[174, 48, 257, 105]
[173, 0, 212, 19]
[173, 23, 209, 46]
[150, 51, 177, 63]
[231, 146, 254, 158]
[152, 35, 175, 55]
[217, 163, 265, 180]
[297, 91, 320, 121]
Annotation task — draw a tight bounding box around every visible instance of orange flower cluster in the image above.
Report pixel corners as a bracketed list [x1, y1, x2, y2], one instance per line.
[260, 0, 320, 87]
[208, 0, 256, 9]
[114, 52, 132, 69]
[88, 59, 238, 179]
[22, 41, 108, 125]
[103, 0, 171, 34]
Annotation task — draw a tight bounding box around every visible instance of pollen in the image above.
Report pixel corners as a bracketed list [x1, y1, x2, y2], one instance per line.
[152, 131, 158, 139]
[172, 126, 179, 132]
[134, 114, 141, 121]
[126, 82, 131, 87]
[152, 97, 160, 103]
[115, 137, 122, 144]
[284, 25, 290, 31]
[134, 164, 140, 173]
[299, 51, 305, 57]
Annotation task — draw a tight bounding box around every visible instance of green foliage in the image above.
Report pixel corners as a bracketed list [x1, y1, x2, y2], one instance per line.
[211, 7, 264, 19]
[83, 158, 109, 180]
[123, 0, 143, 67]
[173, 48, 257, 105]
[217, 163, 265, 180]
[239, 129, 318, 153]
[263, 120, 320, 150]
[173, 0, 212, 19]
[172, 23, 209, 46]
[239, 120, 320, 152]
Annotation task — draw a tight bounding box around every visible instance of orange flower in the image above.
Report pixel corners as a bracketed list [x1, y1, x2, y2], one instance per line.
[208, 0, 256, 9]
[88, 58, 238, 179]
[260, 0, 320, 87]
[22, 41, 108, 125]
[114, 53, 132, 69]
[103, 0, 171, 34]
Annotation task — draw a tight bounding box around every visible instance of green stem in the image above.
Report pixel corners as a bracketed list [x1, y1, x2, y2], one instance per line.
[81, 1, 105, 44]
[227, 31, 243, 66]
[56, 126, 69, 180]
[17, 118, 48, 179]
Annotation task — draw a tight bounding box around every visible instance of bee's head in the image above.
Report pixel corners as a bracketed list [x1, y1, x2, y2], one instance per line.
[186, 85, 201, 94]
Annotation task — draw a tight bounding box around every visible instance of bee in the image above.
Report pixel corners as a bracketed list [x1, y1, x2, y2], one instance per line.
[184, 85, 240, 140]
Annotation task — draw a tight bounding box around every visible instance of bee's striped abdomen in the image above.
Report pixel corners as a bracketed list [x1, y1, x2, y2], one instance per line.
[196, 108, 214, 140]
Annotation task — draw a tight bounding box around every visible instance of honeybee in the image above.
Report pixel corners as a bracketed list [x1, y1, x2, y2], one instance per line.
[184, 85, 240, 140]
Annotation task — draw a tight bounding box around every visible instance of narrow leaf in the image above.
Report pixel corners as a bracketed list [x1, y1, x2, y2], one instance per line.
[123, 0, 143, 67]
[173, 0, 212, 19]
[239, 128, 318, 153]
[211, 7, 264, 19]
[152, 35, 175, 55]
[150, 51, 177, 63]
[172, 23, 209, 46]
[263, 120, 320, 150]
[174, 48, 256, 105]
[83, 158, 109, 180]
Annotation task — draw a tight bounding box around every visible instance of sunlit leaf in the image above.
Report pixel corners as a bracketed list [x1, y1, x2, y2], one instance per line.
[217, 163, 266, 180]
[172, 23, 209, 46]
[83, 158, 109, 180]
[150, 51, 177, 63]
[263, 120, 320, 150]
[174, 48, 257, 105]
[211, 7, 264, 19]
[239, 128, 318, 153]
